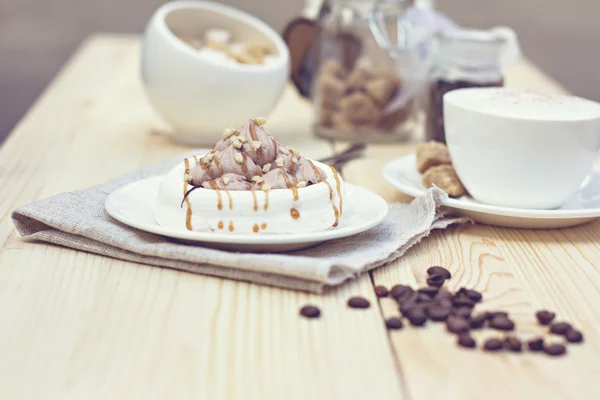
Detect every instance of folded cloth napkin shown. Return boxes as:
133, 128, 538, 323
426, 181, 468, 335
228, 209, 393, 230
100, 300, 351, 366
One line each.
12, 154, 465, 293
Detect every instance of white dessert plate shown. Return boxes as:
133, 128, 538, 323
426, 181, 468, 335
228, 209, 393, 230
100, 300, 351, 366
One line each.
383, 154, 600, 229
105, 176, 388, 252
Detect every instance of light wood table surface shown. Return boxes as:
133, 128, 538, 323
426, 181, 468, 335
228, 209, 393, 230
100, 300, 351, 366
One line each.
1, 35, 599, 400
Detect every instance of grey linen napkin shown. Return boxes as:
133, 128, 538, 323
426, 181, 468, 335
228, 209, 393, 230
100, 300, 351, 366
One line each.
12, 154, 465, 293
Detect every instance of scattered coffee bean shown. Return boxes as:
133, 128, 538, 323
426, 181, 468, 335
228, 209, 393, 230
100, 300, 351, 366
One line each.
416, 293, 433, 303
407, 309, 427, 326
386, 317, 404, 330
347, 297, 370, 309
549, 322, 571, 335
435, 291, 454, 302
457, 333, 476, 348
565, 329, 584, 343
452, 295, 475, 308
374, 285, 389, 298
427, 266, 451, 279
535, 310, 556, 325
452, 306, 473, 318
463, 289, 483, 303
489, 316, 515, 331
418, 286, 439, 298
470, 313, 488, 329
446, 316, 470, 334
544, 343, 567, 356
428, 305, 451, 321
487, 311, 508, 320
426, 274, 446, 287
527, 337, 545, 352
300, 305, 321, 319
397, 291, 418, 305
437, 299, 453, 309
484, 338, 504, 351
391, 284, 412, 299
504, 336, 522, 352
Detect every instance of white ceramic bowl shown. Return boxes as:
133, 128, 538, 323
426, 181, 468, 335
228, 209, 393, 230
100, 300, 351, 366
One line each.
141, 1, 290, 145
444, 88, 600, 210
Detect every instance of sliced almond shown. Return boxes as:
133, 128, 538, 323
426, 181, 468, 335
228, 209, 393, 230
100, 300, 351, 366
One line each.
233, 139, 242, 149
296, 180, 307, 188
235, 153, 244, 164
184, 174, 193, 183
239, 136, 247, 143
262, 183, 272, 192
275, 157, 284, 167
251, 175, 264, 183
262, 163, 271, 173
222, 128, 234, 139
205, 153, 215, 161
252, 141, 262, 150
280, 147, 290, 155
255, 117, 267, 126
223, 176, 231, 185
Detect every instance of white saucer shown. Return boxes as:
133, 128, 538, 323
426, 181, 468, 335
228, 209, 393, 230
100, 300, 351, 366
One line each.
383, 154, 600, 229
105, 176, 389, 252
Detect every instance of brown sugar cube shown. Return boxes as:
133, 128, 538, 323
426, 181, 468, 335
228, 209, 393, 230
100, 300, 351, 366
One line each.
339, 92, 381, 124
318, 75, 346, 108
331, 112, 355, 132
319, 59, 346, 79
415, 141, 452, 173
345, 66, 372, 92
365, 76, 401, 106
422, 164, 466, 197
319, 108, 335, 128
378, 100, 414, 131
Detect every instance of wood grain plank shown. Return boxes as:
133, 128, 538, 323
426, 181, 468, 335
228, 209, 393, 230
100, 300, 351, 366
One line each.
0, 36, 404, 400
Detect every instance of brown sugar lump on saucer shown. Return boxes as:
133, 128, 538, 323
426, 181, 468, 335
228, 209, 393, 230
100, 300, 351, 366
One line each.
415, 141, 452, 173
422, 164, 466, 198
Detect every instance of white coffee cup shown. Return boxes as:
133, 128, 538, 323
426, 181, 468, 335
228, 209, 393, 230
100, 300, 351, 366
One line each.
141, 1, 290, 145
444, 87, 600, 209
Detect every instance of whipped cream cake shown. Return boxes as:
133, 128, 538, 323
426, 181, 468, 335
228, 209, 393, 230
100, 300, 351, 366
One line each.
155, 118, 345, 233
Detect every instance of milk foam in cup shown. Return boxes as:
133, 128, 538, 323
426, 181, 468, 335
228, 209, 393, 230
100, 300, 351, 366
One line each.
443, 87, 600, 209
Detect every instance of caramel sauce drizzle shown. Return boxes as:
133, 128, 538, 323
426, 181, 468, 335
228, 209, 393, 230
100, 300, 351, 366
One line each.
214, 157, 223, 175
251, 190, 258, 212
288, 149, 297, 171
330, 166, 343, 216
183, 158, 193, 231
228, 221, 234, 232
241, 153, 248, 173
261, 222, 267, 230
218, 221, 224, 230
253, 224, 259, 233
290, 208, 300, 219
193, 155, 199, 165
249, 120, 262, 160
308, 160, 323, 183
209, 180, 223, 210
263, 189, 269, 211
279, 166, 299, 201
323, 173, 339, 227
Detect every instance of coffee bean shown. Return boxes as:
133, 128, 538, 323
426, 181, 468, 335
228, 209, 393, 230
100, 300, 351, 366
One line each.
446, 316, 470, 334
386, 317, 404, 330
427, 266, 451, 279
428, 305, 451, 321
416, 293, 433, 303
484, 338, 503, 351
565, 329, 584, 343
300, 305, 321, 318
426, 274, 446, 287
452, 306, 473, 318
418, 286, 439, 298
487, 311, 508, 320
437, 299, 453, 309
535, 310, 556, 325
374, 286, 389, 298
457, 333, 476, 348
452, 295, 475, 308
397, 291, 418, 305
489, 316, 515, 331
527, 337, 545, 352
544, 343, 567, 356
347, 297, 370, 309
470, 313, 488, 329
390, 284, 412, 299
504, 336, 522, 352
549, 322, 571, 335
407, 309, 427, 326
435, 291, 454, 302
464, 289, 483, 303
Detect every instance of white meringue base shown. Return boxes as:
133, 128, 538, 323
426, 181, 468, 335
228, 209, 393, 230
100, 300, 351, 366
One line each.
155, 157, 345, 234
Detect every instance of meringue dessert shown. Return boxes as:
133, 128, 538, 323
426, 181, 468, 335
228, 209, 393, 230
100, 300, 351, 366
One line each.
155, 118, 345, 234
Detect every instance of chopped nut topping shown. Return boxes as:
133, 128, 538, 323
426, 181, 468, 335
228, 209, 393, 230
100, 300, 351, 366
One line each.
296, 180, 307, 188
262, 183, 272, 191
275, 157, 284, 167
184, 174, 193, 182
280, 147, 290, 155
222, 128, 234, 139
239, 136, 247, 143
251, 175, 264, 183
223, 176, 231, 185
205, 153, 215, 161
255, 117, 267, 126
235, 153, 244, 164
262, 163, 271, 173
233, 139, 242, 149
252, 141, 262, 150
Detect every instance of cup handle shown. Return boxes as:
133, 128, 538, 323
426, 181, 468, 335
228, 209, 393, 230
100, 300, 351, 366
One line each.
491, 26, 521, 68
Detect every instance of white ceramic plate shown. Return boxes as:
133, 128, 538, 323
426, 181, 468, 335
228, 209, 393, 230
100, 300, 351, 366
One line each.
105, 176, 389, 252
383, 154, 600, 229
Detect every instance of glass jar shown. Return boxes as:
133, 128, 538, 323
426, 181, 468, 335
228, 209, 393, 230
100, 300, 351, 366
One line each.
311, 0, 424, 143
425, 27, 520, 143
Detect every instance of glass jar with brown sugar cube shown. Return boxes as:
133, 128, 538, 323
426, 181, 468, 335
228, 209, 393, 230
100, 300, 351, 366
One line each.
425, 27, 521, 143
311, 0, 429, 143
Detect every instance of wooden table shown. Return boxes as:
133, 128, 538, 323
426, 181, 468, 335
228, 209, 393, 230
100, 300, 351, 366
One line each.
1, 35, 598, 399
